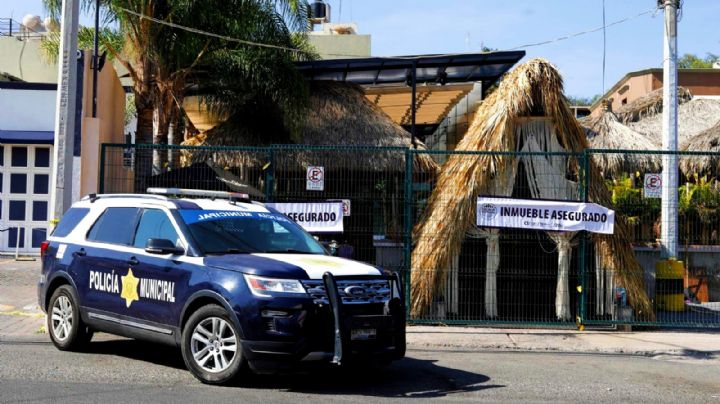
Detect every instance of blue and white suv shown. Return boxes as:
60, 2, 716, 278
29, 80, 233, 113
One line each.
38, 189, 405, 384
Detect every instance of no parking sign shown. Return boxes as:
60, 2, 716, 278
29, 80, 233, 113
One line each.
306, 166, 324, 191
644, 174, 662, 198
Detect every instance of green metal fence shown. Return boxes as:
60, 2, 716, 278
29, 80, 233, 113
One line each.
100, 144, 720, 329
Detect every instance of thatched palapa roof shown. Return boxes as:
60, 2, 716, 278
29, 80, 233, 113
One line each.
410, 58, 653, 319
617, 88, 720, 144
679, 120, 720, 175
615, 87, 692, 124
580, 108, 661, 175
182, 82, 437, 173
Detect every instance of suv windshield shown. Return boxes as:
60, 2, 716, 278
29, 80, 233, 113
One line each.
179, 210, 326, 255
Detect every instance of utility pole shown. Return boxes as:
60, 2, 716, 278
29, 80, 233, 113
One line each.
659, 0, 680, 259
49, 0, 80, 223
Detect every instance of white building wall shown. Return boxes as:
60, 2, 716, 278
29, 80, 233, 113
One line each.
0, 87, 56, 254
0, 88, 56, 131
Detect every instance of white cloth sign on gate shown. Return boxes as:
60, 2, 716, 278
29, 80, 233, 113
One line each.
266, 202, 343, 233
476, 197, 615, 234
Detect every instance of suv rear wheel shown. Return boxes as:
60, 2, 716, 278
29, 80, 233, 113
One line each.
47, 285, 93, 350
181, 304, 245, 384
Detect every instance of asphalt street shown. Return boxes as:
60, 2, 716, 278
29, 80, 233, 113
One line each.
0, 336, 719, 403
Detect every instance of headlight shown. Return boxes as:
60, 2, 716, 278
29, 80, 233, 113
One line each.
243, 274, 307, 297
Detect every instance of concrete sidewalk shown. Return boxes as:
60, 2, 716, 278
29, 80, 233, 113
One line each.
407, 326, 720, 359
2, 259, 719, 359
0, 258, 45, 338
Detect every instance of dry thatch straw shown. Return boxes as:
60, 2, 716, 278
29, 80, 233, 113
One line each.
181, 82, 437, 173
615, 87, 692, 124
580, 110, 661, 175
628, 98, 720, 144
410, 58, 654, 320
679, 120, 720, 175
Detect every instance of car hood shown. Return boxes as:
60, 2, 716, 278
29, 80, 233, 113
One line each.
204, 254, 381, 280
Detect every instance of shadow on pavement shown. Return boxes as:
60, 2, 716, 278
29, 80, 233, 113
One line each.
239, 358, 504, 398
82, 338, 504, 398
82, 338, 187, 370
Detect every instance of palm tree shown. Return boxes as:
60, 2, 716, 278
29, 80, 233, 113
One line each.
42, 0, 312, 189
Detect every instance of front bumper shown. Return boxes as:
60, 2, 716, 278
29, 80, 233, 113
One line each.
240, 272, 406, 373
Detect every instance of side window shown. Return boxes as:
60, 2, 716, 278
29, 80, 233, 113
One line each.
87, 207, 140, 245
133, 209, 180, 248
52, 207, 91, 238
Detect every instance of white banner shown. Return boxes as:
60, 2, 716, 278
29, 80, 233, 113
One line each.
477, 197, 615, 234
266, 202, 343, 233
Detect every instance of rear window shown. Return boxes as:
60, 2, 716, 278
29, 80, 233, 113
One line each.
51, 208, 90, 238
87, 207, 140, 245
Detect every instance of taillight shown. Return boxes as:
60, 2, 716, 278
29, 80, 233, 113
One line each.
40, 241, 50, 260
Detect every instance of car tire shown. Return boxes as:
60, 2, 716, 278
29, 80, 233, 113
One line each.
181, 304, 245, 385
47, 285, 93, 351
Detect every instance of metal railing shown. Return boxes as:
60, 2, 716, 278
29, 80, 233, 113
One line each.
0, 18, 46, 39
99, 144, 720, 329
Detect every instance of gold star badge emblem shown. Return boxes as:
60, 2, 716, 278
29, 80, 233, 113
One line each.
120, 268, 140, 308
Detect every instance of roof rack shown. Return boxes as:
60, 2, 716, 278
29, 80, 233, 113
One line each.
83, 193, 169, 203
146, 188, 253, 203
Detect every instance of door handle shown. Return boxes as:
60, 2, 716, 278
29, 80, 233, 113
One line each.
127, 257, 140, 266
74, 248, 86, 257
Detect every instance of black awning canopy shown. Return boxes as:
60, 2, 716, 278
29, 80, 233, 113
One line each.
295, 51, 525, 88
296, 51, 525, 148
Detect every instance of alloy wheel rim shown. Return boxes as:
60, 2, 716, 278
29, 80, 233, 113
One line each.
190, 317, 238, 373
51, 295, 73, 342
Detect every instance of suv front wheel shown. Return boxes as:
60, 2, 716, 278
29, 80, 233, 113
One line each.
181, 304, 245, 384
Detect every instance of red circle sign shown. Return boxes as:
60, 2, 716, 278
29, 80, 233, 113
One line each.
308, 167, 323, 183
645, 174, 662, 190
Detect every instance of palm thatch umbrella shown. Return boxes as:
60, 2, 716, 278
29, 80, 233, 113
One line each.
679, 120, 720, 175
615, 87, 692, 124
181, 82, 437, 173
619, 88, 720, 144
410, 58, 653, 321
580, 104, 661, 176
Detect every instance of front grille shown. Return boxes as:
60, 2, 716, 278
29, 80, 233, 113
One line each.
302, 279, 392, 305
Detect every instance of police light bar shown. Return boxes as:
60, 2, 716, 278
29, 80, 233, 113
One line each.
146, 188, 252, 201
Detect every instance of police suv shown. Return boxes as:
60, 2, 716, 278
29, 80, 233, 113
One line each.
38, 189, 405, 384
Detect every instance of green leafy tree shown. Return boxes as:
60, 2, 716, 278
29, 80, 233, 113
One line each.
42, 0, 313, 187
566, 94, 601, 106
677, 53, 719, 69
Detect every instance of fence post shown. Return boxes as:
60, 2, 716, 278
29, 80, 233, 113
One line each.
578, 151, 591, 327
99, 143, 106, 193
264, 147, 275, 201
403, 148, 414, 316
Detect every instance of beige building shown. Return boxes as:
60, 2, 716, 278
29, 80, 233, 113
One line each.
590, 68, 720, 116
307, 23, 371, 59
0, 31, 127, 253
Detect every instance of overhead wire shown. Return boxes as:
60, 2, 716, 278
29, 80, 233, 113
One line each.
116, 5, 661, 60
602, 0, 606, 95
506, 7, 657, 51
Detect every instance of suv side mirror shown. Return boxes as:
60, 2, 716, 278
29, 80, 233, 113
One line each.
145, 238, 184, 255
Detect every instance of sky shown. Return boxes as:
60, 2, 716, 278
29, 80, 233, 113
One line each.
3, 0, 719, 99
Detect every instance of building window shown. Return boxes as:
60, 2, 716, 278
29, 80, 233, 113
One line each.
10, 174, 27, 194
9, 201, 26, 221
32, 201, 48, 221
35, 148, 50, 167
7, 227, 25, 248
621, 98, 628, 105
0, 145, 4, 166
11, 147, 27, 167
31, 228, 47, 248
34, 174, 49, 194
